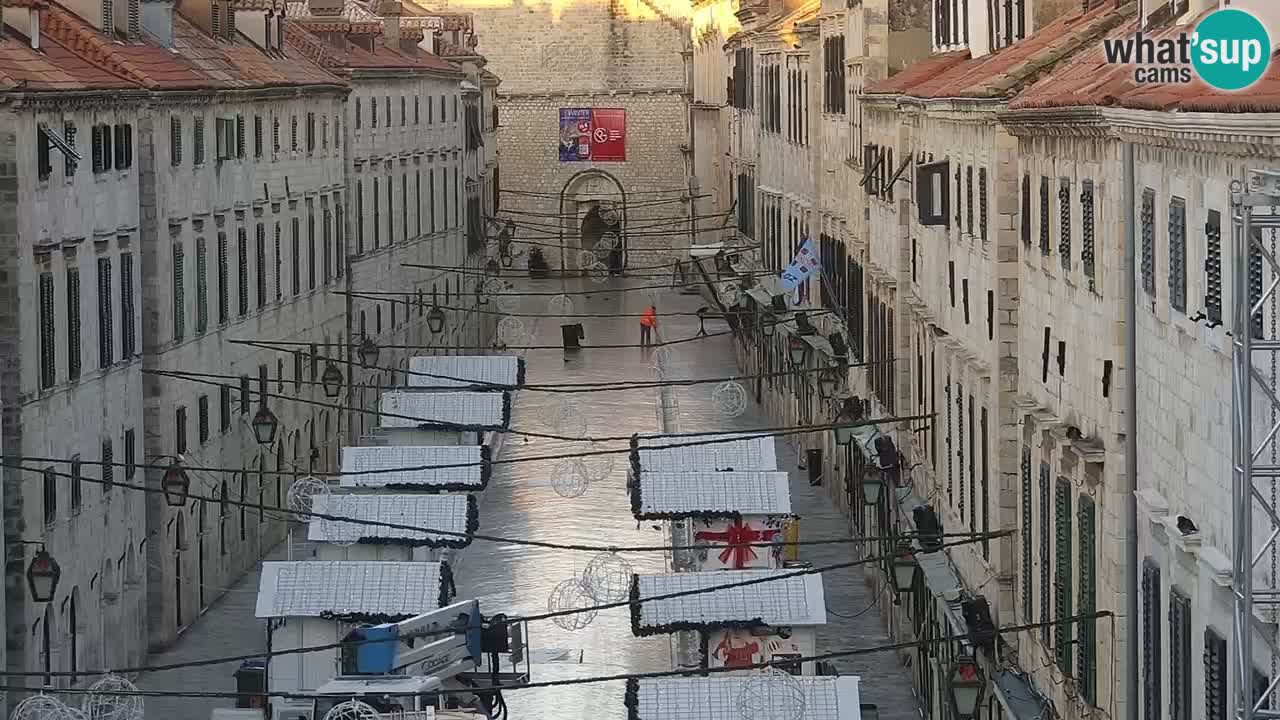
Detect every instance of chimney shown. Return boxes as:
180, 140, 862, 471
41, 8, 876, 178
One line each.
377, 0, 400, 48
141, 0, 174, 46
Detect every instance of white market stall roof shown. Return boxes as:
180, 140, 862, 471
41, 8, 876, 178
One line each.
407, 355, 524, 389
255, 561, 446, 619
630, 432, 778, 473
340, 446, 490, 492
626, 676, 863, 720
630, 471, 793, 520
380, 390, 510, 430
307, 493, 477, 548
631, 569, 826, 635
315, 675, 443, 698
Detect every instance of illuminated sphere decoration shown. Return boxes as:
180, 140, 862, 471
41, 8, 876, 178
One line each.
494, 290, 519, 314
322, 700, 383, 720
587, 262, 611, 285
83, 674, 144, 720
542, 398, 580, 431
547, 293, 576, 316
285, 476, 330, 520
651, 346, 672, 370
585, 441, 616, 482
547, 578, 599, 630
581, 552, 633, 603
322, 494, 361, 547
711, 379, 749, 418
497, 316, 526, 345
12, 694, 76, 720
554, 410, 588, 439
593, 234, 620, 262
737, 668, 808, 720
551, 458, 591, 499
575, 249, 597, 270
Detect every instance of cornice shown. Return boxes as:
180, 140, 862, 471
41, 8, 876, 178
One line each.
999, 106, 1280, 157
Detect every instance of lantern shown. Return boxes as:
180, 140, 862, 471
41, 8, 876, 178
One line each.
761, 311, 776, 338
787, 336, 809, 367
476, 282, 489, 306
26, 549, 60, 603
161, 459, 192, 507
427, 305, 447, 335
947, 655, 985, 720
862, 469, 885, 507
321, 361, 344, 399
358, 337, 380, 368
833, 398, 863, 447
817, 365, 841, 400
485, 259, 501, 278
251, 405, 279, 446
891, 540, 917, 594
500, 252, 513, 268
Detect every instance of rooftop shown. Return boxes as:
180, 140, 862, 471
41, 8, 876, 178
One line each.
407, 355, 525, 389
340, 445, 490, 491
255, 561, 446, 619
285, 0, 462, 74
630, 471, 793, 519
380, 390, 511, 430
630, 433, 778, 473
1010, 9, 1280, 113
866, 2, 1131, 100
307, 493, 477, 547
626, 676, 863, 720
631, 570, 827, 635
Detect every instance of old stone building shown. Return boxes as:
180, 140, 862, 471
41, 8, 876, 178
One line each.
413, 0, 692, 267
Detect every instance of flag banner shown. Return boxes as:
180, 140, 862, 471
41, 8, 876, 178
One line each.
780, 237, 820, 291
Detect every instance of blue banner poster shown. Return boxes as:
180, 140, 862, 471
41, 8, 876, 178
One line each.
780, 237, 820, 291
559, 108, 592, 161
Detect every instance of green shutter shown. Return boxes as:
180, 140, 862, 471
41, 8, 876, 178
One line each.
1039, 463, 1051, 645
1078, 495, 1097, 702
1021, 447, 1033, 620
1054, 477, 1073, 674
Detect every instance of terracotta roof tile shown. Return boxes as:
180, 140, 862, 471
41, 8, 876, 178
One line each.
865, 50, 968, 94
1010, 9, 1280, 112
867, 2, 1131, 99
0, 32, 137, 90
286, 21, 459, 73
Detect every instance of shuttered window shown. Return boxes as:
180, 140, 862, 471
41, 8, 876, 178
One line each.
38, 272, 55, 389
1021, 447, 1033, 619
1204, 628, 1227, 720
255, 223, 266, 309
170, 116, 182, 166
335, 202, 344, 279
945, 379, 954, 503
172, 240, 184, 341
219, 386, 231, 431
66, 267, 80, 381
978, 168, 988, 243
236, 228, 248, 317
198, 395, 210, 445
195, 237, 208, 334
216, 231, 229, 324
1206, 210, 1223, 325
109, 436, 120, 487
274, 223, 282, 299
1059, 178, 1072, 271
1039, 462, 1051, 645
979, 407, 989, 558
307, 204, 317, 291
253, 115, 263, 158
1053, 477, 1073, 674
1169, 196, 1187, 313
1078, 495, 1097, 702
291, 218, 301, 296
1021, 175, 1031, 245
967, 394, 976, 537
120, 253, 134, 358
956, 386, 966, 520
97, 258, 113, 368
1082, 180, 1096, 291
965, 166, 974, 235
193, 115, 204, 165
64, 122, 77, 177
1039, 176, 1050, 256
1141, 188, 1156, 296
1169, 588, 1192, 720
1251, 228, 1265, 339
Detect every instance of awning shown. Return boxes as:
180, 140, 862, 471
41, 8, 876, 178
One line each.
802, 333, 835, 356
689, 242, 724, 258
990, 668, 1051, 720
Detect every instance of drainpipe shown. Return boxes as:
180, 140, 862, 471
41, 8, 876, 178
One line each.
1123, 140, 1139, 720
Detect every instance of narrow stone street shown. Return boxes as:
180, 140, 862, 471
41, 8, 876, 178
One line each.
135, 273, 919, 720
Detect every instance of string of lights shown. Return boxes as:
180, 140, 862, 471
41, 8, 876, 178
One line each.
491, 221, 740, 241
487, 209, 728, 231
0, 532, 1025, 679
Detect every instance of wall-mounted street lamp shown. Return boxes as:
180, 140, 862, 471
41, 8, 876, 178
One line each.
26, 548, 60, 603
890, 539, 917, 599
862, 469, 885, 507
321, 361, 344, 399
251, 405, 279, 446
161, 459, 192, 508
946, 654, 985, 720
484, 258, 501, 278
358, 337, 380, 368
817, 364, 841, 400
787, 336, 809, 367
833, 398, 864, 447
427, 305, 447, 335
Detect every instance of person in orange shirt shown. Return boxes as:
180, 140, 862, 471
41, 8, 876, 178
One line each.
640, 305, 657, 347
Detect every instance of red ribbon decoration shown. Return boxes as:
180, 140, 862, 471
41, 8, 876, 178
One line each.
695, 519, 782, 569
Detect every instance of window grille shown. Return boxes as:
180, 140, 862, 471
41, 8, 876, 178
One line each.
1021, 446, 1033, 619
236, 228, 248, 316
97, 258, 113, 368
1039, 462, 1051, 645
1204, 628, 1227, 720
1170, 589, 1192, 720
1040, 176, 1050, 256
196, 237, 207, 333
216, 232, 229, 324
172, 241, 184, 340
39, 272, 55, 389
1078, 495, 1097, 701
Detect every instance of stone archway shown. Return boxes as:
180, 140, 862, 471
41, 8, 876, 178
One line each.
558, 169, 628, 272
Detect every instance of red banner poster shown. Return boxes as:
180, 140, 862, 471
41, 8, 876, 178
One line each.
589, 108, 626, 162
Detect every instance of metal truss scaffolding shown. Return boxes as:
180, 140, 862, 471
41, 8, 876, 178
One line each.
1233, 170, 1280, 720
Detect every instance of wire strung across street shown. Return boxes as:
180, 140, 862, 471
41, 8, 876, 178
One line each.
0, 532, 1031, 680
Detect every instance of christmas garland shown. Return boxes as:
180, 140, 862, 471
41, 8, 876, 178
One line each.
409, 391, 512, 432
319, 611, 413, 624
628, 468, 800, 522
623, 678, 642, 720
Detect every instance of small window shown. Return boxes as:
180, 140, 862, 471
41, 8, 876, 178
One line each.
175, 406, 187, 455
916, 160, 950, 226
198, 395, 210, 444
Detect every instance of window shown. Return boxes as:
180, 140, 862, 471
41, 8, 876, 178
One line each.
114, 434, 125, 485
356, 181, 365, 254
1039, 462, 1051, 645
1206, 209, 1222, 325
219, 385, 231, 431
235, 115, 245, 159
763, 63, 780, 134
172, 240, 185, 340
1020, 447, 1033, 618
1081, 180, 1096, 290
388, 172, 395, 240
1078, 494, 1097, 702
305, 112, 316, 153
66, 266, 81, 381
219, 482, 228, 555
1169, 196, 1187, 313
1039, 176, 1050, 256
401, 174, 408, 243
236, 227, 248, 316
195, 237, 208, 333
307, 202, 316, 291
216, 231, 229, 324
63, 122, 77, 177
400, 96, 406, 125
97, 258, 113, 368
170, 116, 182, 166
239, 375, 250, 415
193, 115, 205, 165
1053, 477, 1073, 673
43, 467, 56, 526
386, 96, 392, 126
253, 115, 263, 158
68, 456, 82, 514
1141, 188, 1156, 296
1170, 588, 1192, 720
335, 202, 344, 279
272, 115, 280, 152
414, 97, 420, 124
1205, 628, 1228, 720
121, 252, 134, 358
91, 123, 113, 174
37, 124, 52, 180
371, 96, 378, 128
373, 178, 381, 248
274, 222, 282, 299
823, 36, 846, 114
415, 172, 422, 237
291, 218, 300, 295
356, 98, 362, 129
290, 114, 298, 151
965, 166, 974, 235
198, 395, 209, 444
175, 406, 187, 454
1021, 175, 1031, 245
1059, 178, 1072, 271
255, 223, 266, 309
322, 203, 332, 282
978, 168, 988, 243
